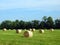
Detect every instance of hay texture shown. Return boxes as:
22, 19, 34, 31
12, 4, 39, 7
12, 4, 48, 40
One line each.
39, 29, 44, 33
16, 29, 22, 33
24, 31, 33, 37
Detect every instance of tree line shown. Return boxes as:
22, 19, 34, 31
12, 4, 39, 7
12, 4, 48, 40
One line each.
0, 16, 60, 29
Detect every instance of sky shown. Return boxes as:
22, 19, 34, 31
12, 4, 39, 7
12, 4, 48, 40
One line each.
0, 0, 60, 22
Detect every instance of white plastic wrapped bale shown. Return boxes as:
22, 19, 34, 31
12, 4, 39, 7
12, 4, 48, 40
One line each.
39, 29, 44, 33
16, 29, 22, 33
24, 31, 33, 37
3, 28, 7, 31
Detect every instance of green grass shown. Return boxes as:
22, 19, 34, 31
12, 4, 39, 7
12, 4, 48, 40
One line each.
0, 29, 60, 45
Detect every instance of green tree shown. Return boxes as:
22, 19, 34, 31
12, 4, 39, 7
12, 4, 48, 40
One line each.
46, 16, 54, 29
42, 16, 47, 29
0, 20, 12, 29
19, 20, 25, 29
32, 20, 40, 29
39, 21, 45, 29
25, 21, 32, 29
42, 16, 47, 22
55, 19, 60, 28
14, 20, 20, 29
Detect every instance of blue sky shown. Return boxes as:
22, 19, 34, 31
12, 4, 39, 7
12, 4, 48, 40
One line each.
0, 0, 60, 22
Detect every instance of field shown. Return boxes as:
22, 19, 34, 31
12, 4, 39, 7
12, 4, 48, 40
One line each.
0, 29, 60, 45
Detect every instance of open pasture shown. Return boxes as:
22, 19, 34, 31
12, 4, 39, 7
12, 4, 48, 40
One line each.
0, 29, 60, 45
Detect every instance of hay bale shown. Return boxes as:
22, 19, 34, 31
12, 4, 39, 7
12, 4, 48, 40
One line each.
29, 28, 32, 31
50, 28, 54, 32
24, 31, 33, 37
9, 29, 11, 30
13, 29, 16, 30
39, 29, 44, 33
24, 29, 27, 31
29, 28, 35, 32
32, 28, 35, 32
3, 28, 7, 31
16, 29, 22, 33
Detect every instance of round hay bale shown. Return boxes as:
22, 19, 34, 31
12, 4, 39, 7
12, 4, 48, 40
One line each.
24, 31, 33, 37
13, 29, 16, 30
29, 28, 35, 32
39, 29, 44, 33
3, 28, 7, 31
9, 29, 11, 30
50, 28, 54, 32
24, 29, 27, 31
32, 28, 35, 32
29, 28, 32, 31
16, 29, 22, 33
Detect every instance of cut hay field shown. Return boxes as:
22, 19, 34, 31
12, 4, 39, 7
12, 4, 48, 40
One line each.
0, 29, 60, 45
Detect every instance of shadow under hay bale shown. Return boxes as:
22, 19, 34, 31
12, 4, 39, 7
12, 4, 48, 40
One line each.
24, 31, 33, 37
